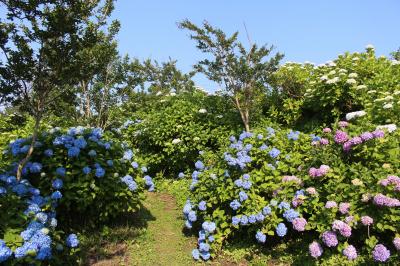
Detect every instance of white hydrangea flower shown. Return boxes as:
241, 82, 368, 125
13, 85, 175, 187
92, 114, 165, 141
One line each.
326, 61, 336, 67
198, 108, 207, 113
348, 73, 358, 78
393, 90, 400, 95
392, 60, 400, 65
172, 138, 181, 144
374, 98, 385, 103
367, 90, 376, 94
320, 75, 328, 81
328, 70, 336, 75
169, 92, 176, 96
346, 79, 357, 85
384, 96, 394, 101
345, 110, 366, 121
383, 103, 393, 109
339, 69, 348, 73
352, 57, 359, 61
365, 44, 375, 50
356, 85, 367, 90
326, 77, 340, 84
216, 115, 223, 118
376, 124, 397, 133
156, 91, 163, 96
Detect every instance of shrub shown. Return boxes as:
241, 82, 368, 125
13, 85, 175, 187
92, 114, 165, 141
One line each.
183, 118, 399, 263
119, 91, 240, 176
0, 126, 151, 264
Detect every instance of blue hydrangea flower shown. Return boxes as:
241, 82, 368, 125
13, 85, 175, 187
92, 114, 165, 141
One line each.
262, 206, 272, 215
66, 234, 79, 248
185, 220, 193, 229
56, 167, 66, 177
0, 240, 12, 262
95, 167, 105, 178
30, 162, 42, 173
266, 127, 275, 136
269, 148, 281, 158
278, 201, 290, 210
120, 175, 137, 191
106, 160, 113, 167
141, 166, 148, 173
283, 209, 299, 222
232, 216, 240, 226
234, 179, 243, 187
52, 179, 63, 189
198, 201, 207, 211
259, 144, 268, 151
0, 187, 6, 195
36, 212, 48, 223
230, 200, 241, 210
239, 191, 248, 202
192, 249, 200, 260
243, 174, 250, 180
200, 252, 210, 260
256, 212, 265, 222
195, 160, 205, 170
208, 235, 215, 243
131, 161, 139, 168
256, 231, 266, 243
68, 146, 81, 158
73, 138, 87, 149
248, 215, 257, 223
240, 215, 248, 225
183, 201, 192, 215
178, 172, 185, 178
123, 149, 133, 161
276, 223, 287, 237
82, 166, 91, 175
242, 181, 252, 190
44, 149, 53, 157
188, 211, 197, 222
257, 134, 263, 140
88, 150, 97, 157
198, 230, 206, 241
199, 242, 210, 252
202, 221, 216, 233
51, 191, 62, 200
287, 130, 300, 140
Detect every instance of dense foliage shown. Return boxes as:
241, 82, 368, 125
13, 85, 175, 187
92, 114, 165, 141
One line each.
119, 90, 241, 176
183, 115, 399, 263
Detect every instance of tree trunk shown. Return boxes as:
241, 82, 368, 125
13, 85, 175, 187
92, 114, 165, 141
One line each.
16, 114, 41, 180
234, 95, 251, 132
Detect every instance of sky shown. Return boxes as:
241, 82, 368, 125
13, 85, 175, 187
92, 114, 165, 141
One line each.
111, 0, 400, 91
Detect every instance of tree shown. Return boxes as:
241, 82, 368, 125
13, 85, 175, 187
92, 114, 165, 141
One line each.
391, 47, 400, 60
179, 20, 283, 131
0, 0, 115, 179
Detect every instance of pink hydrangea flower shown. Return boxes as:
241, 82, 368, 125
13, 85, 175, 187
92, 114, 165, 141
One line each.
292, 218, 307, 232
325, 201, 337, 208
319, 138, 329, 145
338, 121, 349, 128
350, 136, 362, 145
361, 216, 373, 226
335, 130, 349, 143
323, 128, 332, 133
393, 237, 400, 251
309, 241, 323, 258
372, 130, 385, 138
343, 245, 357, 260
322, 231, 338, 247
339, 202, 350, 214
306, 187, 317, 195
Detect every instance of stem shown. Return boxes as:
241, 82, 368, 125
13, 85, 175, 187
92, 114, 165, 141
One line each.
16, 115, 41, 180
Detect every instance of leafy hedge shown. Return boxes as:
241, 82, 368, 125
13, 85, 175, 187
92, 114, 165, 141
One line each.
119, 91, 240, 176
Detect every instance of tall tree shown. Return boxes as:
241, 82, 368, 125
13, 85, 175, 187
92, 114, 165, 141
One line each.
0, 0, 115, 179
179, 20, 283, 131
391, 47, 400, 61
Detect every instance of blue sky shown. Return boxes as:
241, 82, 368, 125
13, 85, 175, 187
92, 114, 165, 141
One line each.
112, 0, 400, 91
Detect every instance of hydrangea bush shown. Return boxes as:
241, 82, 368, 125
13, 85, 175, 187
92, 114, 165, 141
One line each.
118, 91, 240, 176
0, 126, 152, 264
183, 118, 399, 263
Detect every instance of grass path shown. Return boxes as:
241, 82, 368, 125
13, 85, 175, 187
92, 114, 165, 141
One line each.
128, 192, 197, 266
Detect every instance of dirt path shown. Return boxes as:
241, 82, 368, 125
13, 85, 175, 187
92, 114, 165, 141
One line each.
129, 192, 196, 266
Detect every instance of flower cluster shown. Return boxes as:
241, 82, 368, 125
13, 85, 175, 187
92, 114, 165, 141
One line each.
308, 165, 330, 177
